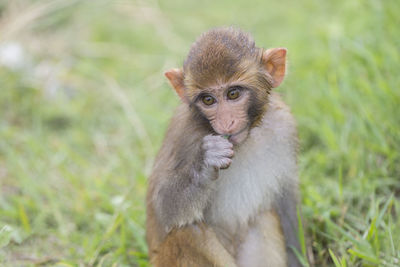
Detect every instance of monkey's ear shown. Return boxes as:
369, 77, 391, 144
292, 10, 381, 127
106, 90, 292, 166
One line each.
261, 48, 287, 88
164, 68, 187, 102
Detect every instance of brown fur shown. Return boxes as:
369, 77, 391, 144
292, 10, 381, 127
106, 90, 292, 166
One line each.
182, 27, 283, 128
146, 27, 300, 267
152, 224, 236, 267
149, 209, 286, 267
236, 209, 287, 267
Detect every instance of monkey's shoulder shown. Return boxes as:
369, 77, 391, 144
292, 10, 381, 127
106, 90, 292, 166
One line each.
267, 92, 295, 122
258, 92, 297, 140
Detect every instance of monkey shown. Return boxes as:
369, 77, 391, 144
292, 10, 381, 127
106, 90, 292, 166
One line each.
146, 27, 302, 267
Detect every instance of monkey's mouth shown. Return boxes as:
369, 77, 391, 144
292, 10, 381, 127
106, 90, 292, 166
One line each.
223, 126, 249, 145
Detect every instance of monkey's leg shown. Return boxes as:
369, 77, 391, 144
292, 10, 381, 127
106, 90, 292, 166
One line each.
152, 223, 237, 267
236, 210, 287, 267
275, 187, 302, 267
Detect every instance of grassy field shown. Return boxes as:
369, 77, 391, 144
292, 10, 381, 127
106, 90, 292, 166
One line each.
0, 0, 399, 266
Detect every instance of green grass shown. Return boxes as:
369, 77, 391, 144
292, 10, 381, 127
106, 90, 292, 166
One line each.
0, 0, 399, 266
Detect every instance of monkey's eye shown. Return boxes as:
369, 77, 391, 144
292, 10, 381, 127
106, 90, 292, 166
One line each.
202, 95, 216, 106
227, 88, 240, 100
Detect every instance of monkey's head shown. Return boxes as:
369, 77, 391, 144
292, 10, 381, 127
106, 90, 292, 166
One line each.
165, 27, 287, 145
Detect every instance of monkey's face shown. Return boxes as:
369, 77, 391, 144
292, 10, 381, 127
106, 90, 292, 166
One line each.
192, 85, 255, 145
164, 28, 287, 146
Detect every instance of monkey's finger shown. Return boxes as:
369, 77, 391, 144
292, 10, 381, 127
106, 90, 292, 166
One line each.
205, 149, 234, 160
206, 147, 234, 157
203, 138, 233, 150
215, 140, 234, 150
204, 155, 231, 169
218, 158, 232, 169
216, 148, 234, 158
203, 134, 220, 143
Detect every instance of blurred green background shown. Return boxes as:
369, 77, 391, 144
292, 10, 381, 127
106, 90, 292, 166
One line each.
0, 0, 399, 266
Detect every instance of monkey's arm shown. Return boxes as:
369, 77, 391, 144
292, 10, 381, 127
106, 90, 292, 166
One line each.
152, 164, 217, 232
275, 186, 303, 267
149, 112, 233, 232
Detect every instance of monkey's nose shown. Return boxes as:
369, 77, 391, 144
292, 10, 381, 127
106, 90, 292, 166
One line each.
228, 120, 235, 129
220, 120, 236, 135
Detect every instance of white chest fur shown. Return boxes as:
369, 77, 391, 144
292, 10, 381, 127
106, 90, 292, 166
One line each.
205, 94, 298, 231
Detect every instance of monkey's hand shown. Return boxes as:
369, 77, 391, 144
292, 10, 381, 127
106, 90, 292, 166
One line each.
202, 135, 234, 171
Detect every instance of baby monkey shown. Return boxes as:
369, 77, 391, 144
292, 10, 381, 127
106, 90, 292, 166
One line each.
146, 27, 301, 267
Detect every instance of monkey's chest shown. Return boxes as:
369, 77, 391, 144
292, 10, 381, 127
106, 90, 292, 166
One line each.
205, 154, 277, 231
204, 129, 295, 232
